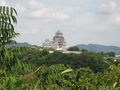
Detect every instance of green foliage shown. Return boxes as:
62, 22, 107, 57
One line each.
100, 51, 116, 57
0, 6, 19, 69
67, 46, 80, 51
105, 52, 116, 57
1, 62, 120, 90
0, 6, 18, 45
81, 49, 88, 53
19, 48, 107, 72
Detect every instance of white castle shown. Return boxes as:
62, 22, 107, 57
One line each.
43, 31, 66, 51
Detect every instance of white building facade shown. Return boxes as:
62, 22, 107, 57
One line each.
43, 31, 66, 51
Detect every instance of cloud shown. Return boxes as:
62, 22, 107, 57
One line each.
96, 0, 120, 26
15, 4, 26, 12
29, 0, 50, 18
98, 1, 117, 14
31, 8, 70, 21
3, 0, 120, 46
29, 0, 44, 8
29, 0, 44, 7
113, 15, 120, 24
0, 0, 7, 6
52, 12, 70, 20
31, 7, 48, 17
29, 1, 70, 21
109, 14, 120, 25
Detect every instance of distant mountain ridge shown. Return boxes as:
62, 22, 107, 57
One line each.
76, 44, 120, 55
5, 42, 33, 48
6, 43, 120, 54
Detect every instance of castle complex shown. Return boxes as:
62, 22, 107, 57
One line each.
43, 31, 66, 51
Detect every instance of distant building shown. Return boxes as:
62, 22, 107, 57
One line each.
43, 31, 66, 51
115, 55, 120, 58
63, 51, 82, 54
43, 31, 82, 54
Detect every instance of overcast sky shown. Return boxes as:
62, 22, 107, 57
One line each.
0, 0, 120, 47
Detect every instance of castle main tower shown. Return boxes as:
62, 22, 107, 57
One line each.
53, 31, 66, 50
43, 31, 66, 51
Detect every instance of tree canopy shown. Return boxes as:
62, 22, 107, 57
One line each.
67, 46, 80, 51
0, 6, 18, 69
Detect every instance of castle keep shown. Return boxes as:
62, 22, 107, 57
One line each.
43, 31, 66, 51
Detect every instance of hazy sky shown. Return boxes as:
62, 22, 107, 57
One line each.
0, 0, 120, 47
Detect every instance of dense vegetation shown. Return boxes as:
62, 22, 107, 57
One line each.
1, 6, 120, 90
67, 46, 80, 51
19, 47, 108, 72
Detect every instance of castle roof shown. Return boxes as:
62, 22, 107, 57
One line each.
55, 31, 62, 35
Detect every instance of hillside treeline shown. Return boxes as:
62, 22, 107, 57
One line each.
19, 47, 110, 73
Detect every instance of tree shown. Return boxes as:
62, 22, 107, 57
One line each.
0, 6, 18, 45
67, 46, 80, 51
106, 52, 115, 57
81, 49, 88, 53
0, 6, 18, 68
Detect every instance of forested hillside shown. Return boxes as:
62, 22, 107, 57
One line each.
5, 42, 33, 48
76, 44, 120, 54
19, 47, 108, 72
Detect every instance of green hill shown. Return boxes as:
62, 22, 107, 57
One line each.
76, 44, 120, 55
5, 42, 34, 48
